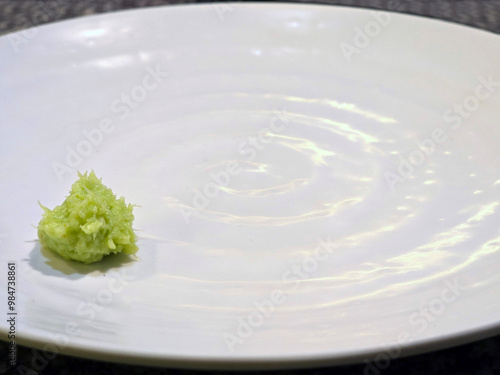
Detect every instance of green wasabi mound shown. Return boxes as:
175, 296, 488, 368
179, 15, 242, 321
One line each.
37, 171, 138, 264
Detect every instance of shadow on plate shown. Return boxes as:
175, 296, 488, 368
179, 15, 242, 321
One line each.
28, 241, 136, 279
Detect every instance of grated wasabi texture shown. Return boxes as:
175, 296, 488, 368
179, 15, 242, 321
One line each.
37, 171, 138, 264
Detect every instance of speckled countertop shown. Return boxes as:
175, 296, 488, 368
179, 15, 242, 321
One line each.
1, 1, 500, 374
1, 0, 500, 35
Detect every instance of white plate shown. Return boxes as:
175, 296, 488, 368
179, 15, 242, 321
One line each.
1, 2, 500, 370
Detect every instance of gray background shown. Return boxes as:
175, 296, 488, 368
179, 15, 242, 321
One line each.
1, 0, 500, 35
1, 1, 499, 374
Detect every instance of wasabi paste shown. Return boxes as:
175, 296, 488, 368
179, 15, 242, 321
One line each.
37, 171, 138, 264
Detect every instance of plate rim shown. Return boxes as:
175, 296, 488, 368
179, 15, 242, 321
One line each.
2, 1, 500, 369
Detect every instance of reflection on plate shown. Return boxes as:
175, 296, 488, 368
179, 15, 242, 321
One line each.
1, 3, 500, 370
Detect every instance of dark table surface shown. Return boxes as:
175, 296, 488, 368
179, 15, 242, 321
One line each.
1, 1, 500, 374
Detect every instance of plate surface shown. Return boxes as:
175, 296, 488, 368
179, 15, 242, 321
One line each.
1, 3, 500, 370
